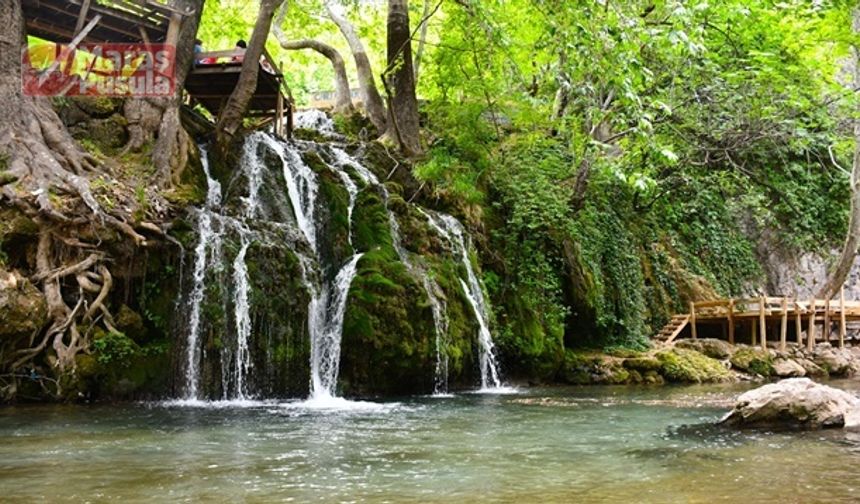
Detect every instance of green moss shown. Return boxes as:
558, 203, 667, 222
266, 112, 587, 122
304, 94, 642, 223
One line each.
655, 348, 733, 383
352, 189, 394, 253
623, 356, 662, 373
730, 347, 774, 376
340, 248, 437, 395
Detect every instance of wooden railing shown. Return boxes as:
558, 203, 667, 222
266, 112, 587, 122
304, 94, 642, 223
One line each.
685, 288, 857, 351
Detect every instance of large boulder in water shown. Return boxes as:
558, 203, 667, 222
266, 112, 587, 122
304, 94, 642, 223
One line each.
720, 378, 860, 429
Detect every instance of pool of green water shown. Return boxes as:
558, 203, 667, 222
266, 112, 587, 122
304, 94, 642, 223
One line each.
2, 382, 860, 503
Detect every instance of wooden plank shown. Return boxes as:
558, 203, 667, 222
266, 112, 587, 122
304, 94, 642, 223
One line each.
807, 298, 816, 351
37, 14, 101, 87
780, 297, 788, 351
759, 296, 767, 350
665, 316, 689, 344
840, 287, 846, 349
796, 302, 803, 346
74, 0, 92, 35
693, 300, 730, 309
728, 298, 735, 344
690, 301, 697, 340
276, 87, 284, 136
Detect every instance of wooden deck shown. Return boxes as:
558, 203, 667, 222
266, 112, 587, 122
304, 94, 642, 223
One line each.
655, 291, 860, 351
185, 49, 292, 137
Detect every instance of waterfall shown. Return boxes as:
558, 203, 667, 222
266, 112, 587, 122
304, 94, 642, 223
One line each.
424, 275, 450, 394
263, 136, 319, 253
294, 109, 335, 133
309, 254, 363, 399
183, 147, 222, 400
178, 121, 504, 401
270, 137, 366, 401
425, 211, 503, 390
329, 147, 452, 393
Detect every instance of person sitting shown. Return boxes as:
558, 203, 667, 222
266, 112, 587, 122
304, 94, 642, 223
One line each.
194, 39, 216, 65
232, 40, 247, 63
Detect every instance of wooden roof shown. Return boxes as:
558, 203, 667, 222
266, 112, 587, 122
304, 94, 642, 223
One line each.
22, 0, 190, 44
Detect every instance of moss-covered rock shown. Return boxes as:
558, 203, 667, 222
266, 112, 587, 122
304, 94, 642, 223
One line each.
623, 356, 662, 373
0, 270, 47, 339
655, 348, 733, 383
340, 248, 437, 395
730, 347, 774, 376
115, 305, 146, 342
675, 338, 733, 360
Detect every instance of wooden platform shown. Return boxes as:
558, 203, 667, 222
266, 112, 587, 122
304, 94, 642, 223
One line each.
185, 50, 291, 136
655, 292, 860, 351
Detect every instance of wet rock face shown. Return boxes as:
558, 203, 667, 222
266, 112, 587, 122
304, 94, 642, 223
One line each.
720, 378, 860, 430
0, 270, 47, 338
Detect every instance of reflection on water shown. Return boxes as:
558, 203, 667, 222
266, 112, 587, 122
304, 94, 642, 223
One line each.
2, 382, 860, 502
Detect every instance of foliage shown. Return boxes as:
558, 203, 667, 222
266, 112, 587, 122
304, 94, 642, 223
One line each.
93, 331, 139, 367
194, 0, 857, 366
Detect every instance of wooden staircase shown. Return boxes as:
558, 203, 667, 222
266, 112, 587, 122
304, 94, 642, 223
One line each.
655, 315, 690, 344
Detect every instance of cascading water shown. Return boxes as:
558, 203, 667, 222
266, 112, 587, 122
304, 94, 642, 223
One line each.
179, 113, 506, 402
182, 135, 277, 401
309, 253, 363, 399
293, 109, 335, 134
329, 147, 451, 393
266, 136, 367, 402
183, 147, 222, 400
425, 211, 504, 390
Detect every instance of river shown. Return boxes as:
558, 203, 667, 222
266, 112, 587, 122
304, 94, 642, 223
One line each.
2, 382, 860, 502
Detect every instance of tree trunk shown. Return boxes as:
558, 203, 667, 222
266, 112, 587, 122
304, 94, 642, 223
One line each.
273, 3, 353, 114
819, 8, 860, 299
0, 0, 99, 215
0, 0, 147, 389
215, 0, 284, 152
383, 0, 422, 156
325, 2, 388, 132
123, 0, 202, 188
413, 0, 431, 82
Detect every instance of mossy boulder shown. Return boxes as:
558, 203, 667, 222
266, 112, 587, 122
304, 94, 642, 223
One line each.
623, 356, 662, 373
115, 305, 146, 341
340, 248, 437, 395
730, 347, 774, 377
559, 351, 631, 384
655, 348, 733, 383
560, 351, 605, 384
675, 338, 733, 360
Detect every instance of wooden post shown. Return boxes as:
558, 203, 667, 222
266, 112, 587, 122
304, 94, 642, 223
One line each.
275, 87, 284, 137
807, 298, 816, 351
795, 302, 802, 346
840, 287, 846, 350
824, 297, 831, 343
780, 297, 788, 352
74, 0, 92, 35
759, 296, 767, 351
728, 298, 735, 345
165, 12, 183, 49
751, 319, 757, 346
690, 301, 697, 340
